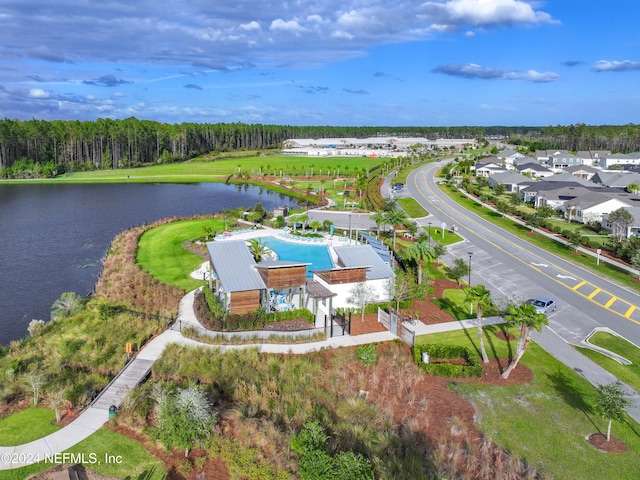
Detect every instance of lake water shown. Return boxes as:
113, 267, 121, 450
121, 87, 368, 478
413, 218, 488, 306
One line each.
0, 183, 298, 345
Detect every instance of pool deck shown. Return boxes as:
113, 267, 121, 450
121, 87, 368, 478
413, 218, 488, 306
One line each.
214, 225, 356, 249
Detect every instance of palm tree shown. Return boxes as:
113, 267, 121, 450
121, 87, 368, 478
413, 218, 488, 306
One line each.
464, 284, 492, 363
369, 210, 386, 239
384, 209, 408, 250
247, 238, 269, 262
405, 240, 435, 285
309, 220, 322, 233
501, 302, 549, 379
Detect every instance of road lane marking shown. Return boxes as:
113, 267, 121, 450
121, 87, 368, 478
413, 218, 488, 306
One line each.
588, 288, 601, 300
625, 306, 636, 318
572, 280, 587, 291
604, 296, 617, 308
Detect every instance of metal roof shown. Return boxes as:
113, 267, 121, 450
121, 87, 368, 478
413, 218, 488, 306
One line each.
206, 241, 266, 292
333, 245, 394, 280
256, 260, 311, 269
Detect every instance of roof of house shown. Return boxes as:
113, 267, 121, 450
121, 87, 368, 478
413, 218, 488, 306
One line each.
206, 240, 266, 292
488, 171, 531, 184
496, 148, 523, 158
564, 165, 598, 174
515, 162, 553, 173
333, 245, 394, 280
538, 172, 596, 186
576, 150, 611, 159
569, 192, 634, 210
591, 171, 640, 188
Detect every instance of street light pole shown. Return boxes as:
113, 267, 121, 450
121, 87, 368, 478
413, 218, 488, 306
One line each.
467, 252, 473, 286
428, 222, 432, 245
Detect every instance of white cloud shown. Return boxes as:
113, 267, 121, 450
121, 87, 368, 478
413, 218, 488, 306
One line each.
422, 0, 558, 28
269, 18, 307, 33
593, 60, 640, 72
239, 21, 261, 31
29, 88, 49, 98
434, 63, 559, 82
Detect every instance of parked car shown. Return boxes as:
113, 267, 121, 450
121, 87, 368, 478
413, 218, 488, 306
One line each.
526, 297, 556, 314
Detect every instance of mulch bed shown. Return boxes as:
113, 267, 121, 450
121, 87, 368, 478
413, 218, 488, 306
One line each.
587, 433, 628, 453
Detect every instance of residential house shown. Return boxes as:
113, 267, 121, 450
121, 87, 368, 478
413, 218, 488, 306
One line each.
601, 206, 640, 239
496, 148, 525, 166
602, 152, 640, 169
591, 170, 640, 189
576, 150, 611, 167
515, 162, 554, 179
487, 171, 532, 192
563, 164, 599, 181
548, 151, 583, 171
476, 162, 508, 177
566, 192, 636, 224
519, 179, 602, 206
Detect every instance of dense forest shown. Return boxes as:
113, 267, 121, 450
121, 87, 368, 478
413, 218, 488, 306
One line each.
1, 117, 639, 178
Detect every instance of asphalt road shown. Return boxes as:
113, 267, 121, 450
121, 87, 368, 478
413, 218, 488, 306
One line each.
407, 160, 640, 421
407, 161, 640, 348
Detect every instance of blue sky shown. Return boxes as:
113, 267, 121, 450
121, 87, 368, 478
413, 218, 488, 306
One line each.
1, 1, 638, 126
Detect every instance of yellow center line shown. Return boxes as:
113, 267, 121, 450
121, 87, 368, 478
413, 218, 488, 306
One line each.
572, 280, 587, 291
588, 288, 601, 299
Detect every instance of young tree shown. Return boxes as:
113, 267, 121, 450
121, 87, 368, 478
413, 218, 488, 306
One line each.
608, 208, 634, 239
501, 302, 548, 379
347, 282, 378, 321
594, 381, 632, 442
386, 270, 411, 311
464, 284, 492, 363
157, 385, 217, 457
443, 258, 469, 286
24, 371, 47, 406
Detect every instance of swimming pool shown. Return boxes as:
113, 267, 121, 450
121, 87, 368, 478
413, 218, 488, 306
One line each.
262, 236, 333, 277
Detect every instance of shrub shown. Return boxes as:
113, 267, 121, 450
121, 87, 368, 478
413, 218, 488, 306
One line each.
356, 344, 377, 366
27, 319, 46, 337
413, 344, 482, 378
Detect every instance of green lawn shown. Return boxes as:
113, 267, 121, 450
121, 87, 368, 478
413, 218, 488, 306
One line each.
416, 327, 640, 479
576, 331, 640, 394
0, 408, 60, 446
137, 218, 223, 290
0, 428, 166, 480
396, 197, 429, 218
12, 154, 382, 184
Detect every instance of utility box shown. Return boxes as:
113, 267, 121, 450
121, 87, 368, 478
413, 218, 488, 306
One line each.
109, 405, 117, 422
421, 352, 430, 364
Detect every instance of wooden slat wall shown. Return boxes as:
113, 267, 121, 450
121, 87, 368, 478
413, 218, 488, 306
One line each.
315, 268, 366, 284
257, 266, 307, 288
230, 290, 261, 313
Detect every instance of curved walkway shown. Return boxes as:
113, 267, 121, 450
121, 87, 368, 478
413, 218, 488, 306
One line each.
0, 290, 394, 470
3, 288, 640, 470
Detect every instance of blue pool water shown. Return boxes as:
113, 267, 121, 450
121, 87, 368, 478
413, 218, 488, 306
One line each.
262, 236, 333, 277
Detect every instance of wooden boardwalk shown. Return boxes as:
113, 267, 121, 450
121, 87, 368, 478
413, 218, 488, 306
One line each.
91, 358, 154, 410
